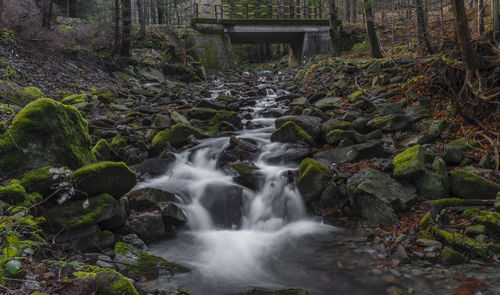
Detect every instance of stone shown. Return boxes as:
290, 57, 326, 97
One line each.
440, 248, 466, 266
170, 111, 190, 125
61, 94, 87, 105
347, 168, 418, 225
376, 103, 402, 115
0, 98, 96, 175
445, 137, 478, 151
450, 169, 500, 199
127, 188, 178, 212
158, 202, 187, 227
290, 97, 309, 107
225, 161, 265, 191
297, 158, 332, 203
0, 180, 27, 204
321, 119, 352, 135
271, 121, 315, 146
427, 120, 447, 138
130, 156, 176, 177
314, 96, 342, 109
200, 184, 244, 228
151, 124, 203, 153
186, 107, 218, 120
20, 166, 57, 194
0, 81, 44, 106
392, 145, 426, 180
210, 110, 243, 130
495, 192, 500, 211
367, 114, 411, 132
414, 170, 449, 197
406, 104, 430, 122
444, 149, 462, 165
95, 271, 138, 295
352, 117, 369, 132
417, 239, 442, 249
129, 211, 165, 243
313, 141, 386, 164
92, 139, 113, 162
320, 183, 341, 208
71, 161, 137, 199
325, 129, 356, 146
275, 116, 321, 139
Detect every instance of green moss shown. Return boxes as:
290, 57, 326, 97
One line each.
271, 121, 315, 146
217, 95, 237, 102
93, 139, 113, 161
419, 212, 431, 229
392, 145, 425, 180
110, 136, 128, 149
440, 248, 466, 265
91, 87, 117, 104
0, 98, 96, 175
93, 270, 139, 295
58, 25, 74, 33
131, 252, 190, 279
0, 179, 26, 204
0, 81, 44, 106
430, 198, 464, 209
151, 124, 203, 152
45, 193, 118, 230
114, 241, 133, 255
111, 274, 138, 295
61, 94, 87, 105
462, 209, 500, 235
348, 90, 363, 102
20, 166, 55, 193
432, 226, 489, 258
416, 230, 435, 240
210, 110, 235, 124
325, 129, 355, 146
450, 169, 500, 199
465, 225, 488, 237
70, 161, 137, 199
447, 137, 478, 151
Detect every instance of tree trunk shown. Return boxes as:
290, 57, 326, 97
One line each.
157, 0, 164, 24
416, 0, 433, 53
451, 0, 478, 71
363, 0, 383, 58
42, 0, 54, 27
329, 0, 341, 56
112, 0, 121, 56
478, 0, 484, 38
120, 0, 132, 57
352, 0, 357, 22
493, 0, 500, 42
345, 0, 351, 22
0, 0, 4, 24
137, 0, 146, 36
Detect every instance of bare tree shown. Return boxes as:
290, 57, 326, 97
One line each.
120, 0, 132, 57
363, 0, 382, 58
112, 0, 121, 56
42, 0, 54, 27
416, 0, 433, 53
345, 0, 350, 23
451, 0, 478, 72
493, 0, 500, 42
478, 0, 484, 38
352, 0, 357, 23
328, 0, 341, 56
137, 0, 146, 36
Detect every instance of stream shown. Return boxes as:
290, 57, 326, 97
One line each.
135, 72, 392, 294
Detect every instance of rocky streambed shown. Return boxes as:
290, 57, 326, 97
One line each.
0, 57, 500, 295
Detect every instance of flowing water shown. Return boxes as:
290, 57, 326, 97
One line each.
135, 75, 387, 295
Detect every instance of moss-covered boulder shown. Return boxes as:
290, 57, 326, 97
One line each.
0, 180, 26, 204
127, 187, 177, 212
392, 145, 425, 180
275, 116, 322, 139
0, 98, 96, 175
44, 193, 126, 231
462, 208, 500, 235
95, 271, 138, 295
225, 161, 265, 190
450, 169, 500, 199
440, 248, 466, 266
92, 139, 113, 161
321, 119, 352, 135
71, 161, 137, 199
431, 226, 490, 258
91, 87, 117, 104
151, 124, 203, 153
297, 158, 332, 203
186, 107, 218, 120
114, 242, 190, 279
209, 110, 242, 130
20, 166, 57, 194
325, 129, 356, 146
61, 94, 87, 105
0, 81, 44, 106
366, 114, 411, 132
271, 121, 315, 146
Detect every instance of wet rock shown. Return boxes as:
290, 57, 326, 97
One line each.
366, 114, 411, 132
95, 271, 138, 295
320, 183, 341, 208
450, 169, 500, 199
392, 145, 426, 181
127, 188, 178, 212
440, 248, 466, 266
271, 121, 315, 146
225, 161, 265, 190
120, 234, 148, 250
275, 116, 321, 139
130, 155, 176, 178
297, 158, 332, 203
264, 144, 311, 165
200, 184, 244, 228
158, 202, 187, 227
151, 124, 203, 153
216, 136, 259, 168
347, 168, 418, 225
444, 149, 462, 165
129, 211, 165, 242
325, 129, 356, 146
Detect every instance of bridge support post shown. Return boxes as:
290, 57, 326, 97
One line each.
288, 33, 305, 67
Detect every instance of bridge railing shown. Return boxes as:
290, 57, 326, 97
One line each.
194, 2, 328, 20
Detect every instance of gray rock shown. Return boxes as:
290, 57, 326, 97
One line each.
120, 233, 148, 250
275, 116, 322, 139
416, 239, 442, 249
376, 103, 403, 115
129, 211, 165, 243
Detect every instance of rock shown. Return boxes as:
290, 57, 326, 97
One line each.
210, 110, 243, 130
414, 170, 449, 197
367, 114, 411, 132
445, 137, 478, 151
91, 87, 117, 104
275, 116, 321, 139
322, 119, 352, 135
352, 117, 369, 132
120, 234, 148, 250
320, 183, 341, 208
20, 166, 57, 194
314, 141, 386, 163
347, 168, 418, 225
0, 98, 96, 175
0, 180, 27, 204
462, 209, 500, 235
186, 107, 218, 120
392, 145, 426, 180
440, 248, 466, 266
444, 149, 462, 165
158, 202, 187, 227
264, 144, 311, 165
130, 156, 176, 177
129, 211, 165, 242
216, 136, 259, 168
271, 121, 315, 146
366, 61, 382, 73
402, 134, 433, 147
71, 161, 137, 199
0, 81, 44, 106
297, 158, 332, 203
427, 120, 447, 138
225, 161, 265, 190
44, 193, 126, 232
127, 188, 178, 212
495, 192, 500, 211
417, 239, 442, 249
170, 111, 190, 125
200, 184, 244, 228
61, 94, 87, 105
151, 124, 203, 153
392, 245, 409, 264
450, 169, 500, 199
314, 96, 342, 109
406, 104, 430, 122
465, 225, 488, 237
325, 129, 356, 146
376, 103, 402, 115
95, 271, 138, 295
92, 139, 114, 162
290, 97, 309, 107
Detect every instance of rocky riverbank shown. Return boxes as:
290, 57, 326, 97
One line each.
1, 36, 500, 295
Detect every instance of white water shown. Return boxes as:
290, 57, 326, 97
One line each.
136, 81, 351, 294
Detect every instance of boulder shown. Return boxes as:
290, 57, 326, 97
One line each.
275, 116, 321, 139
0, 180, 26, 204
325, 129, 356, 146
297, 158, 332, 203
367, 114, 411, 132
347, 168, 418, 224
127, 188, 178, 211
129, 211, 165, 242
71, 161, 137, 199
61, 94, 87, 105
200, 184, 244, 228
151, 124, 203, 153
130, 155, 176, 177
392, 145, 426, 180
314, 141, 387, 164
95, 271, 138, 295
210, 110, 243, 130
271, 121, 315, 146
450, 169, 500, 199
440, 249, 466, 266
0, 98, 96, 175
216, 136, 259, 168
225, 161, 265, 190
92, 139, 113, 162
321, 119, 352, 135
20, 166, 57, 195
0, 81, 44, 106
186, 107, 218, 120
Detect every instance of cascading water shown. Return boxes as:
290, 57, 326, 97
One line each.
135, 75, 383, 295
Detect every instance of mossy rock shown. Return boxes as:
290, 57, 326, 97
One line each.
71, 161, 137, 199
440, 248, 466, 266
297, 158, 332, 203
93, 139, 113, 161
450, 169, 500, 199
446, 137, 478, 151
270, 121, 315, 146
462, 208, 500, 235
210, 110, 242, 129
95, 270, 139, 295
321, 119, 352, 135
226, 161, 264, 190
419, 213, 431, 230
110, 136, 128, 149
91, 87, 117, 104
325, 129, 355, 146
0, 179, 26, 204
186, 107, 218, 120
366, 114, 411, 132
0, 98, 96, 175
127, 187, 177, 212
61, 94, 87, 105
114, 242, 190, 280
44, 193, 123, 231
0, 81, 44, 106
392, 145, 425, 180
151, 124, 203, 153
432, 226, 490, 258
413, 170, 449, 198
20, 166, 57, 194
